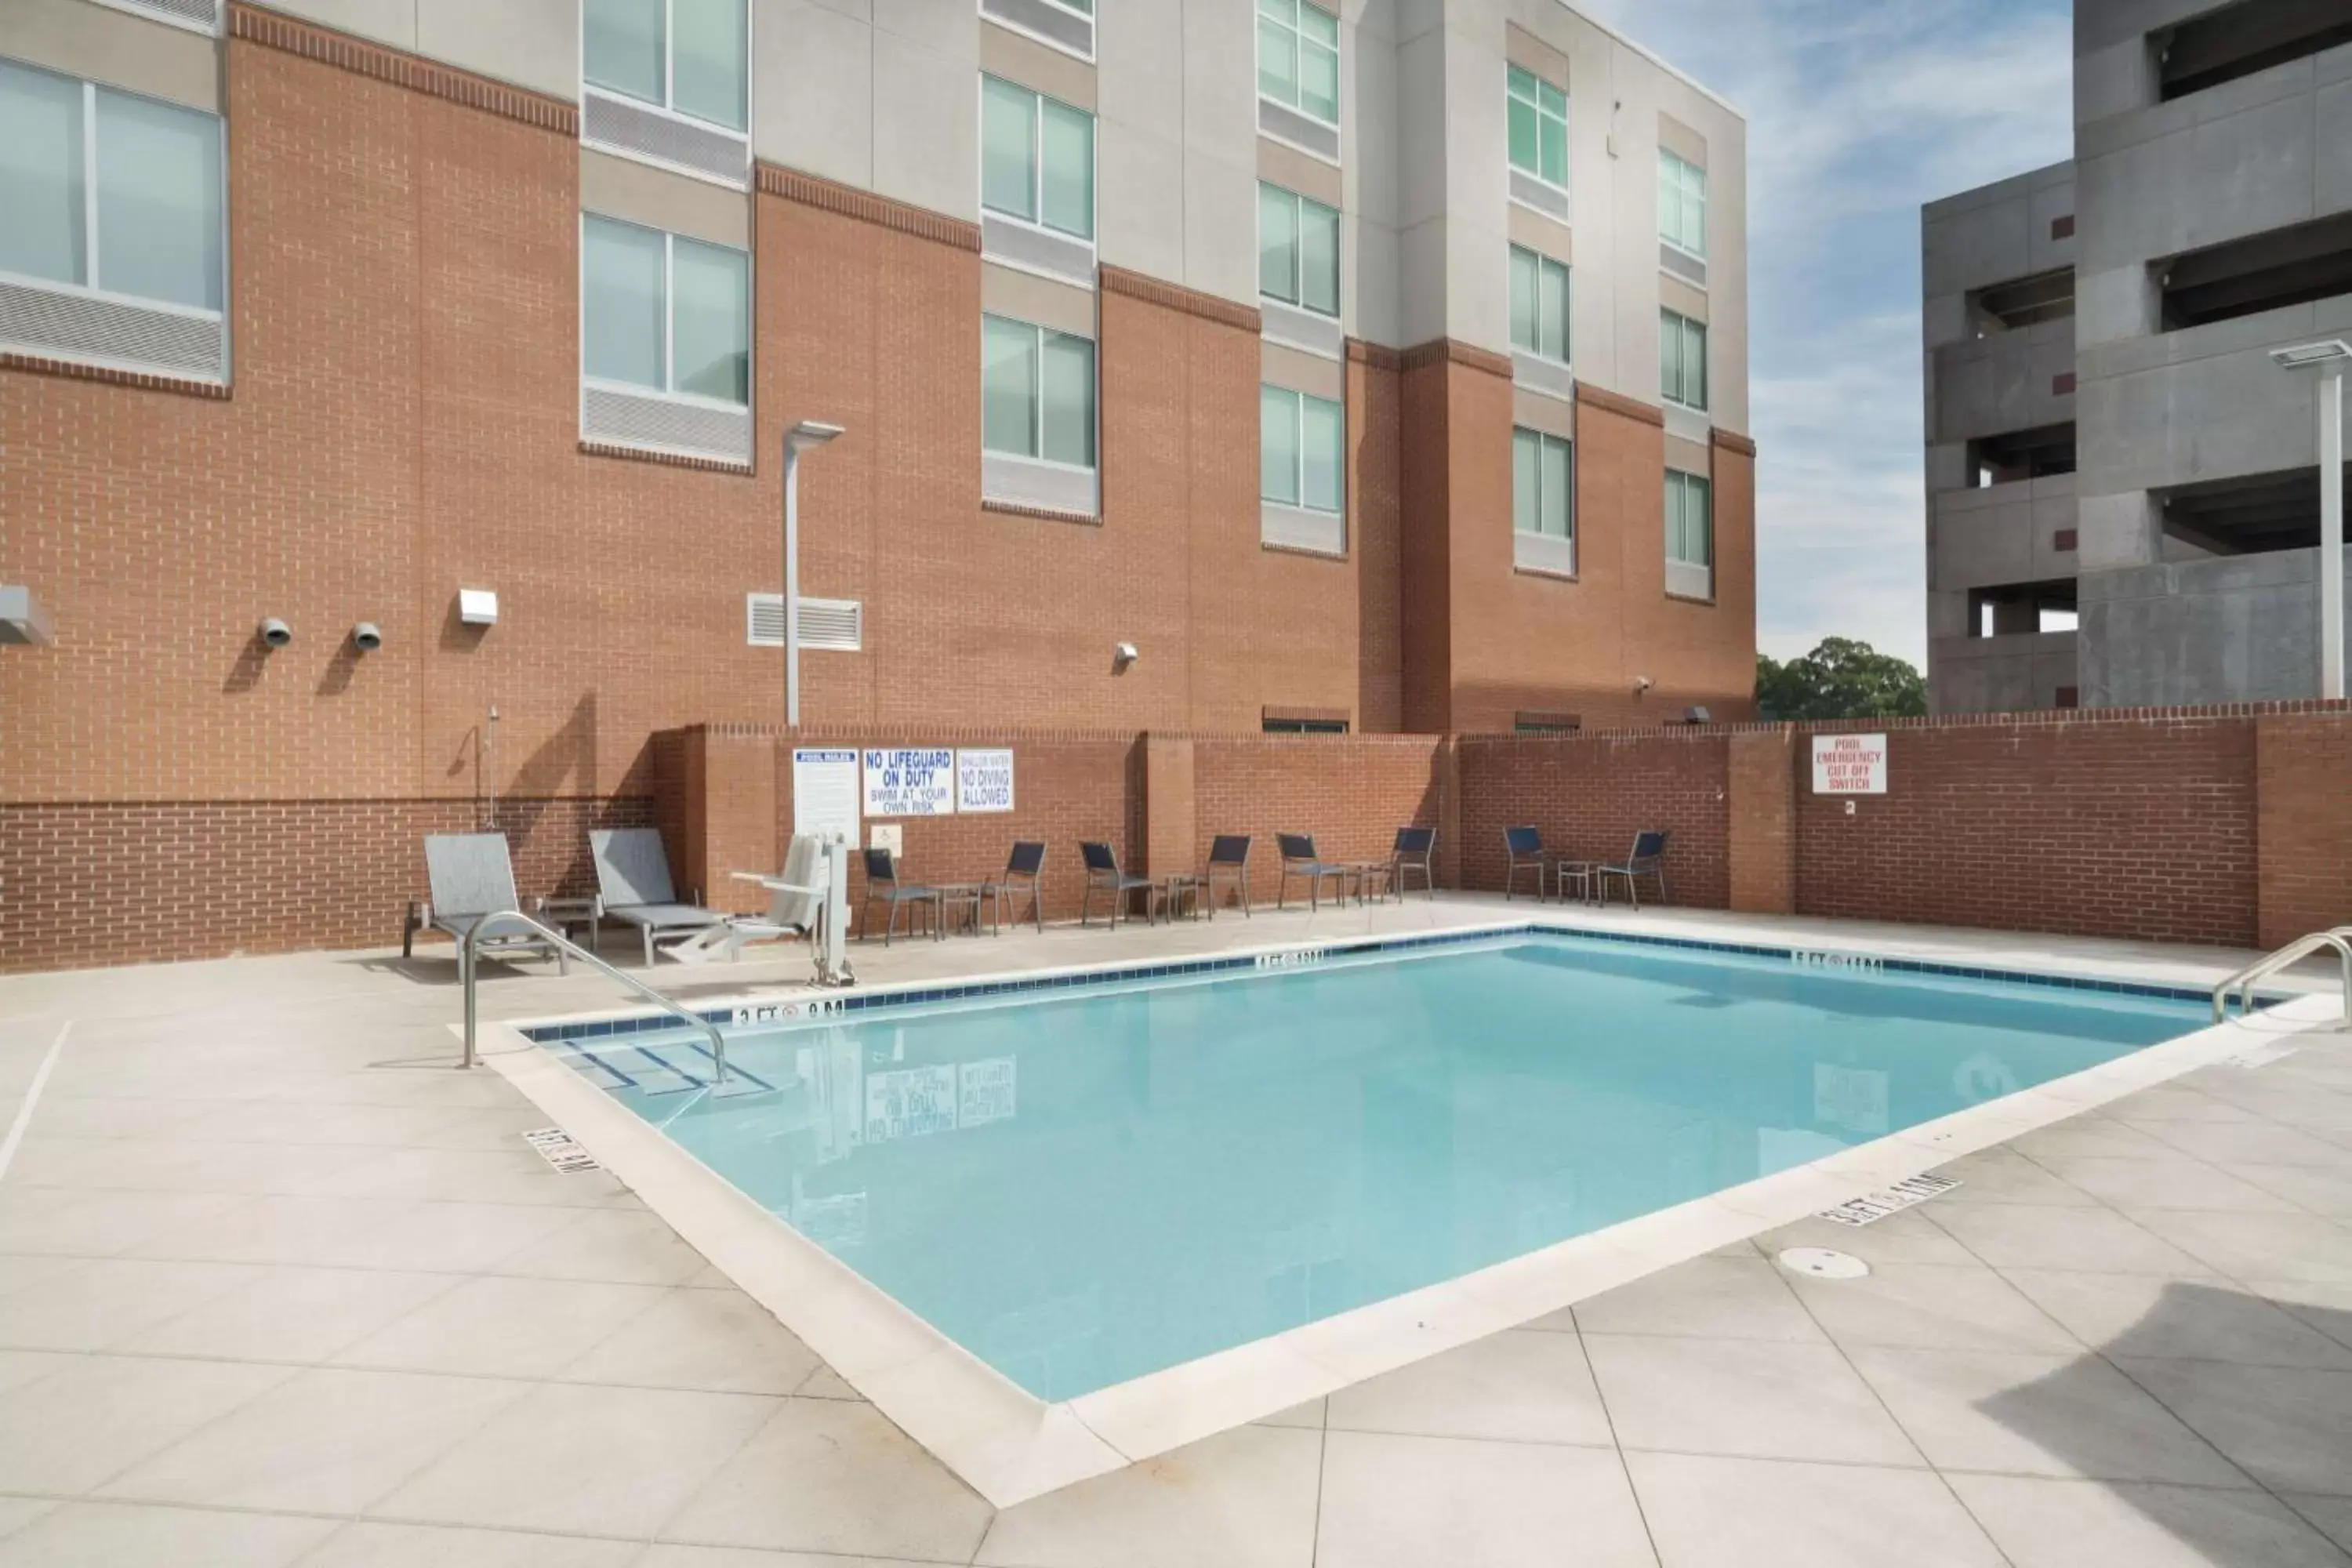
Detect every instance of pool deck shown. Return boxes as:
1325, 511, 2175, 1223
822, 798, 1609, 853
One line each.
1, 895, 2349, 1566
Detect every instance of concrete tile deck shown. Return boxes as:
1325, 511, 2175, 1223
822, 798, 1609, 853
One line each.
1, 895, 2349, 1565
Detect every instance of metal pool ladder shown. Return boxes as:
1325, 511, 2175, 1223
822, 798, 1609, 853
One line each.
2211, 926, 2352, 1025
461, 909, 728, 1081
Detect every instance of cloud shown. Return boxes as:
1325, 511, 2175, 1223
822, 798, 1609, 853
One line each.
1572, 0, 2075, 666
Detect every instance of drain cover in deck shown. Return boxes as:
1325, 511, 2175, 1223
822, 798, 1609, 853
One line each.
1777, 1247, 1868, 1279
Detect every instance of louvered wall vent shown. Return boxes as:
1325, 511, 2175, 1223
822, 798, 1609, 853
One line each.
113, 0, 220, 31
748, 593, 863, 652
981, 0, 1093, 57
583, 93, 749, 189
583, 385, 752, 465
0, 281, 227, 383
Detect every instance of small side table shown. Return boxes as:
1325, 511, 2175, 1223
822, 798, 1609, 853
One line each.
935, 883, 985, 937
1350, 862, 1392, 905
1553, 862, 1596, 906
536, 895, 604, 953
1160, 874, 1203, 923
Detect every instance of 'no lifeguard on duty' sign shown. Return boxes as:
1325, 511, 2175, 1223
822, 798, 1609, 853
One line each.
1811, 734, 1888, 795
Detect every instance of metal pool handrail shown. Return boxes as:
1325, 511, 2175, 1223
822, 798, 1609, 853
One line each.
462, 909, 728, 1080
2211, 926, 2352, 1026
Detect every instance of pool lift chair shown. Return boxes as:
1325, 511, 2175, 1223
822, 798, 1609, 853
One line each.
667, 833, 857, 985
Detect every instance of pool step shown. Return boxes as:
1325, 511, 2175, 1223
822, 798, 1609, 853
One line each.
566, 1041, 776, 1100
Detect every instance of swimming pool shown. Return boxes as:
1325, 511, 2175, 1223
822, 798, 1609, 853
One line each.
532, 928, 2204, 1403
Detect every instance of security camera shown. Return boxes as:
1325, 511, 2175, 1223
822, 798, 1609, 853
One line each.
352, 622, 383, 653
258, 617, 292, 649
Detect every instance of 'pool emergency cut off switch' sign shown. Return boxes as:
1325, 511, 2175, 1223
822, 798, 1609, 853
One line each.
1811, 733, 1888, 795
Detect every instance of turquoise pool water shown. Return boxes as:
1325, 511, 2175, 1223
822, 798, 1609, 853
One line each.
550, 935, 2201, 1400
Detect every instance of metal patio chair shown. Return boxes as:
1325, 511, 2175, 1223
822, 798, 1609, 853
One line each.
1203, 833, 1253, 917
860, 846, 943, 944
1596, 829, 1671, 910
1391, 826, 1437, 900
980, 841, 1047, 934
590, 827, 725, 964
1079, 840, 1155, 927
1276, 833, 1352, 911
1503, 826, 1550, 901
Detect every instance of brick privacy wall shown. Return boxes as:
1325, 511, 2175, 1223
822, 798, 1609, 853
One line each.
1726, 728, 1796, 914
1188, 735, 1448, 908
1793, 717, 2259, 947
1456, 732, 1733, 906
2255, 713, 2352, 948
0, 796, 649, 972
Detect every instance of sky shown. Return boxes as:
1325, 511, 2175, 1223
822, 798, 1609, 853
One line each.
1572, 0, 2076, 666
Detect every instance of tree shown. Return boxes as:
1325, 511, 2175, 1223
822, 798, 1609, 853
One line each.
1756, 637, 1927, 721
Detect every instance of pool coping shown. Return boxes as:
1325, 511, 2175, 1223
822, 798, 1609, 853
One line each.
472, 917, 2346, 1508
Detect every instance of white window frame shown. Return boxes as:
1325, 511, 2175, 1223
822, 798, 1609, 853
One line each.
978, 74, 1097, 246
1508, 244, 1570, 365
1660, 150, 1707, 263
1666, 469, 1714, 567
578, 214, 751, 413
580, 0, 753, 138
982, 313, 1098, 473
1512, 426, 1574, 546
1661, 308, 1708, 413
0, 65, 230, 348
1256, 0, 1341, 131
1259, 182, 1341, 320
1506, 64, 1569, 194
1261, 384, 1345, 515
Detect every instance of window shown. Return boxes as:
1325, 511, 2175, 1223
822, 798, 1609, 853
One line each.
1508, 245, 1570, 363
1659, 151, 1705, 258
1507, 64, 1567, 190
1665, 470, 1713, 568
1264, 715, 1348, 734
1261, 387, 1345, 514
983, 314, 1095, 468
1258, 0, 1339, 126
1660, 309, 1707, 412
1259, 183, 1340, 317
581, 215, 750, 405
981, 75, 1094, 241
1512, 428, 1573, 546
584, 0, 749, 131
0, 58, 223, 315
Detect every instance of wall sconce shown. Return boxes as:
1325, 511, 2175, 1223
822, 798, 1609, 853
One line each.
1113, 641, 1139, 671
352, 622, 383, 652
458, 589, 499, 626
258, 617, 293, 649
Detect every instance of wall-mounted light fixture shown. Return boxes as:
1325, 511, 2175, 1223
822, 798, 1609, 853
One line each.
1113, 641, 1139, 671
258, 617, 293, 649
458, 589, 499, 626
352, 622, 383, 652
0, 585, 51, 646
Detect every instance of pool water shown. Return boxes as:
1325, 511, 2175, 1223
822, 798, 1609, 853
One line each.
551, 935, 2201, 1400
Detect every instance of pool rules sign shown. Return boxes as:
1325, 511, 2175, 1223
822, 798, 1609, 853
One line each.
1811, 733, 1888, 795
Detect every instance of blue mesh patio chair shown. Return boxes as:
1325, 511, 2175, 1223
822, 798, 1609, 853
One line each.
1079, 840, 1154, 927
981, 841, 1046, 934
1392, 826, 1437, 899
1276, 833, 1352, 910
860, 846, 942, 944
1204, 834, 1253, 917
1503, 826, 1551, 902
1596, 829, 1671, 910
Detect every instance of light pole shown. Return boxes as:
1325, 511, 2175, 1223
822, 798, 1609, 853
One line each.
782, 420, 844, 727
2270, 340, 2348, 700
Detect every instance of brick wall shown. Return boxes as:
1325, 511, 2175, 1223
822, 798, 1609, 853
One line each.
2254, 712, 2352, 948
0, 796, 649, 972
1456, 731, 1733, 906
1186, 735, 1448, 907
1792, 714, 2260, 948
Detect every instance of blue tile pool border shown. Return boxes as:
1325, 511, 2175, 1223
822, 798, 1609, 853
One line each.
518, 921, 2234, 1044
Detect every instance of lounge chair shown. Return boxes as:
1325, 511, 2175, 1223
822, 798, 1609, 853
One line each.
1392, 826, 1437, 899
1596, 829, 1671, 909
860, 847, 942, 945
666, 833, 830, 964
1276, 833, 1352, 911
590, 828, 724, 964
1079, 840, 1154, 928
412, 833, 567, 979
1204, 834, 1252, 917
981, 842, 1046, 933
1503, 826, 1549, 901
